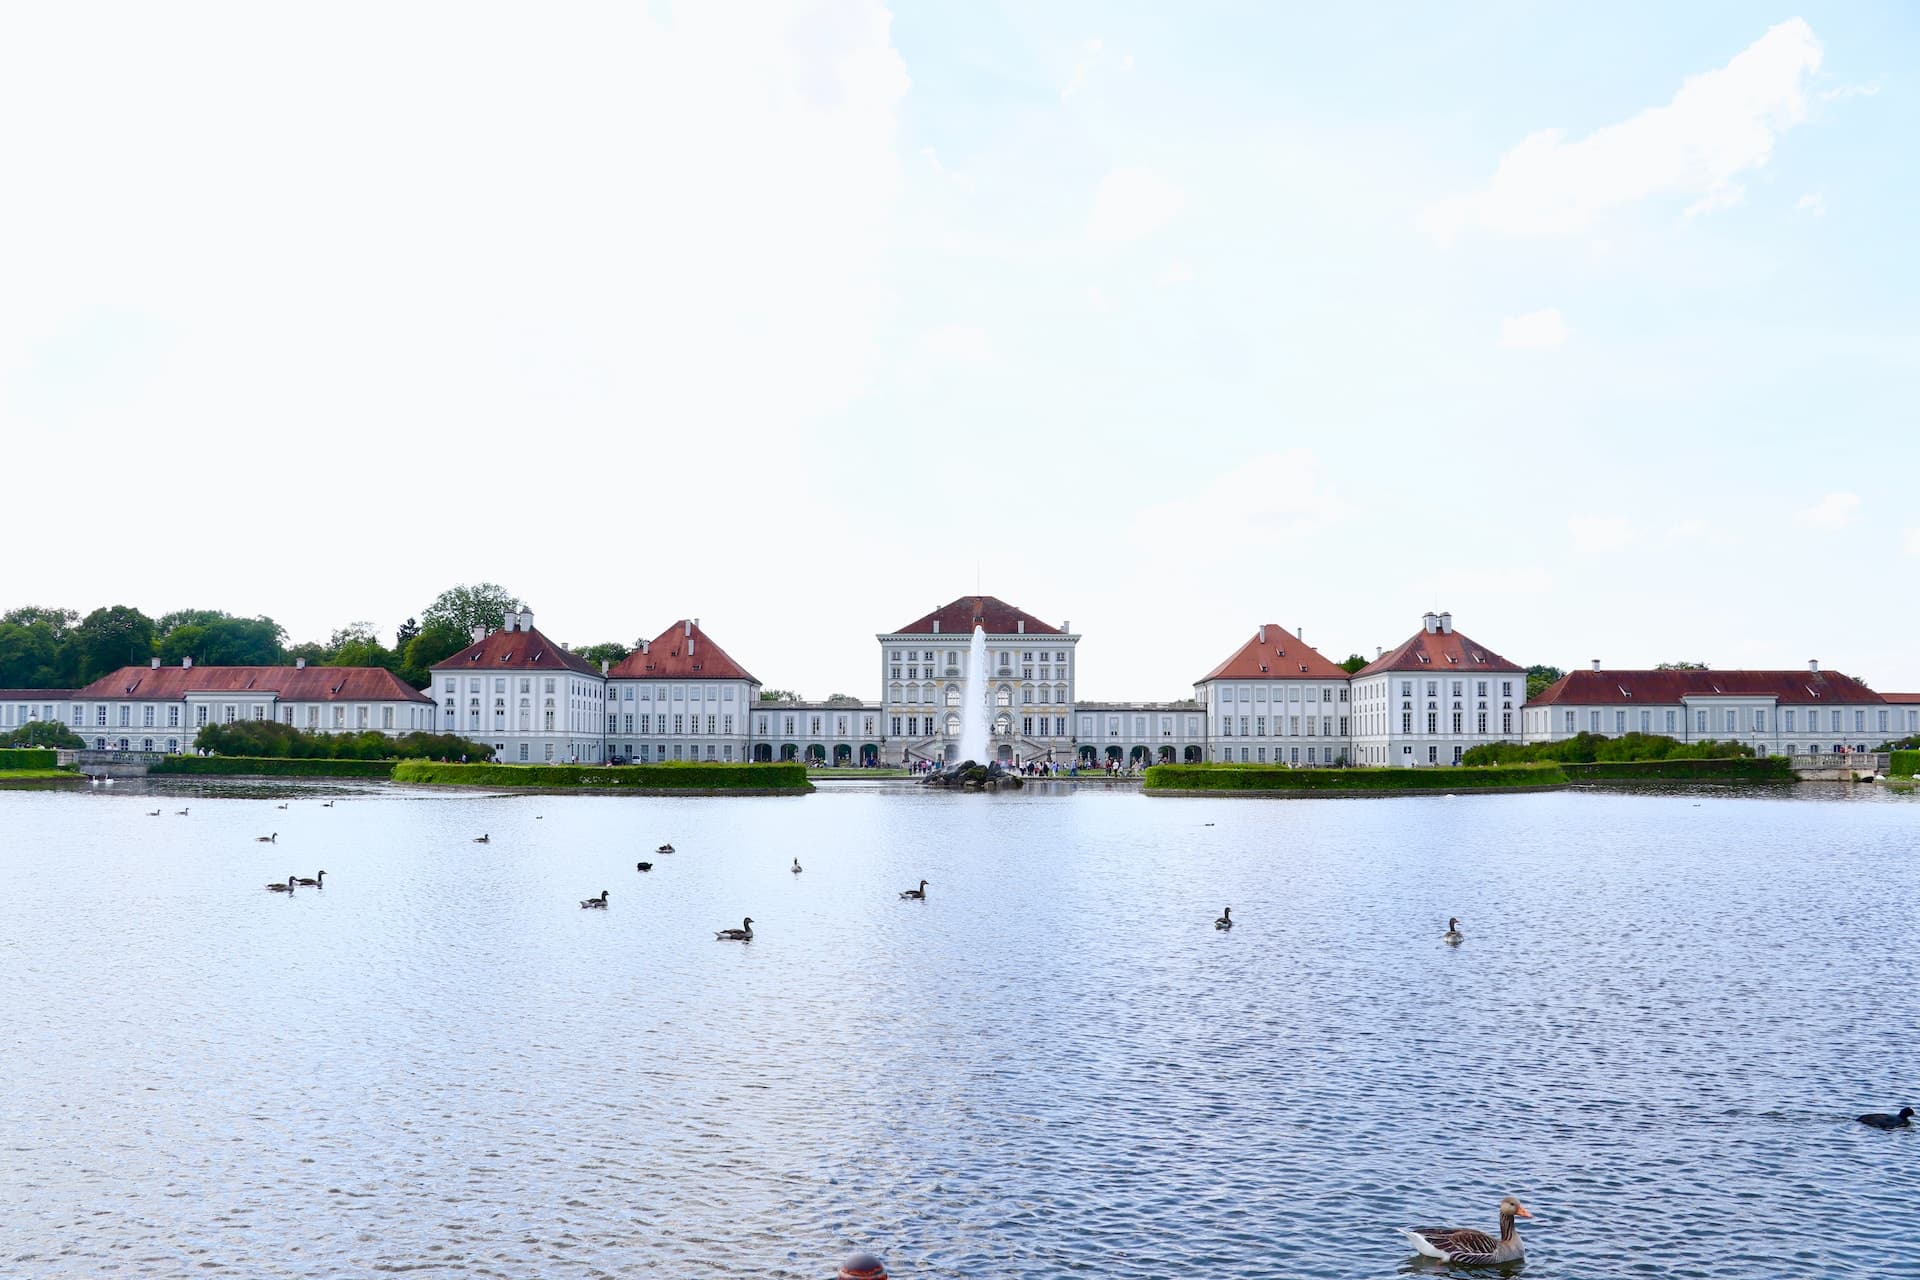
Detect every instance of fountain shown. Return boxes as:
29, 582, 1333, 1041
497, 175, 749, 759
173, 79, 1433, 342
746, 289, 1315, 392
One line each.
924, 624, 1019, 789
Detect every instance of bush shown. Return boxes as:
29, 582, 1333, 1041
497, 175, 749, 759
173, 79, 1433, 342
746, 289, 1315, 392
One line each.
149, 756, 395, 778
1892, 750, 1920, 777
0, 719, 85, 749
191, 720, 493, 762
391, 761, 813, 791
1462, 732, 1754, 766
1142, 763, 1566, 792
1561, 758, 1794, 783
0, 748, 59, 770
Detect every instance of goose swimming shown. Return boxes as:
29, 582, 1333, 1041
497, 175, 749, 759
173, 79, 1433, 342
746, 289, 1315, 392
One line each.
714, 916, 754, 941
1443, 917, 1464, 945
580, 890, 609, 909
255, 833, 278, 843
791, 858, 803, 875
635, 861, 653, 872
1401, 1197, 1532, 1266
276, 803, 288, 810
1215, 907, 1233, 930
1858, 1106, 1915, 1130
174, 807, 190, 816
292, 871, 325, 887
265, 875, 295, 894
656, 843, 675, 854
899, 879, 929, 901
321, 800, 335, 808
473, 834, 490, 844
147, 809, 161, 816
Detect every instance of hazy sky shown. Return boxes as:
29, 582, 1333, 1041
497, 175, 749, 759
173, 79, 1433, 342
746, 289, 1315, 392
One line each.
4, 3, 1916, 699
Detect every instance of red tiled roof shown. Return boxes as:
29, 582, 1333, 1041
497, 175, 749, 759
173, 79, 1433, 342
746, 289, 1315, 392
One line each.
607, 620, 760, 684
887, 595, 1061, 637
432, 624, 601, 677
1199, 624, 1350, 682
1355, 624, 1524, 677
0, 689, 77, 699
1882, 691, 1920, 704
1526, 669, 1884, 708
75, 666, 432, 704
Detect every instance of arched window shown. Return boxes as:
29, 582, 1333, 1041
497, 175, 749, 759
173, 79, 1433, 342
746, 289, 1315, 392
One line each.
1021, 685, 1033, 705
888, 682, 902, 704
944, 713, 961, 737
996, 685, 1012, 708
945, 685, 961, 707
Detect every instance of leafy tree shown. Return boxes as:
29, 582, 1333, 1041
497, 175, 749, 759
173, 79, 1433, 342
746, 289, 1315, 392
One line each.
1340, 653, 1368, 674
578, 641, 632, 668
824, 693, 863, 705
286, 640, 330, 667
421, 583, 526, 637
0, 718, 85, 748
0, 607, 80, 687
395, 616, 421, 654
759, 688, 803, 702
400, 620, 473, 689
155, 608, 230, 635
1655, 661, 1709, 671
73, 605, 156, 682
1525, 664, 1565, 702
194, 719, 493, 761
157, 614, 287, 666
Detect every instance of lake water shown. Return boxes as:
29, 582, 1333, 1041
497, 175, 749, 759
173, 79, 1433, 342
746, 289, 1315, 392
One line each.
2, 779, 1916, 1278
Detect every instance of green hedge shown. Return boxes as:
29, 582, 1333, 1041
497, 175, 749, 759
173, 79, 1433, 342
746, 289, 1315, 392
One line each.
1562, 757, 1795, 783
1463, 732, 1754, 766
1142, 763, 1567, 792
1890, 750, 1919, 777
149, 756, 396, 778
0, 748, 59, 770
390, 761, 813, 791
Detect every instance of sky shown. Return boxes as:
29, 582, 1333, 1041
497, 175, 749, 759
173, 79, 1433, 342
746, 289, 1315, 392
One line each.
3, 3, 1917, 700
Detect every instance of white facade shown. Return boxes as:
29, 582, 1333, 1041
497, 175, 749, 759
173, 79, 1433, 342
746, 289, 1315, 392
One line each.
877, 598, 1080, 765
1349, 613, 1525, 766
433, 611, 606, 764
1199, 679, 1353, 765
1076, 702, 1208, 766
751, 701, 884, 765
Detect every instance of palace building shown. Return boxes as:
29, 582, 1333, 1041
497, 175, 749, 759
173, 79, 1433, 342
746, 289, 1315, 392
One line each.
431, 610, 606, 764
1349, 613, 1527, 766
1195, 622, 1353, 765
606, 619, 760, 764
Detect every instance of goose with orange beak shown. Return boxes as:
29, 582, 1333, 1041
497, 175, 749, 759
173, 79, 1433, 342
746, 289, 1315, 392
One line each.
1401, 1197, 1532, 1265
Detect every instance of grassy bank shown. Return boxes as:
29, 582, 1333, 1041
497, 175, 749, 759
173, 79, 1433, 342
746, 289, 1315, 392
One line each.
391, 761, 813, 792
1142, 763, 1567, 793
0, 748, 59, 770
1563, 757, 1795, 783
0, 769, 82, 782
150, 756, 396, 779
1892, 750, 1919, 777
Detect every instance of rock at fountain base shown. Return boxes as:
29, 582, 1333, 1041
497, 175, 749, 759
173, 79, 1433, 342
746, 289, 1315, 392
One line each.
922, 759, 1024, 790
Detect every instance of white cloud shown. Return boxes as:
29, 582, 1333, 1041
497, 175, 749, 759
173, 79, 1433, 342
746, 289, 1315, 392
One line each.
1134, 450, 1349, 546
1499, 308, 1569, 349
1667, 519, 1740, 549
1086, 286, 1114, 313
1060, 36, 1104, 99
1421, 19, 1822, 243
1158, 261, 1195, 286
1118, 54, 1136, 72
1796, 191, 1826, 216
1795, 492, 1862, 529
1905, 528, 1920, 557
1821, 80, 1880, 100
917, 324, 993, 367
1568, 515, 1635, 552
1087, 167, 1185, 245
919, 146, 975, 193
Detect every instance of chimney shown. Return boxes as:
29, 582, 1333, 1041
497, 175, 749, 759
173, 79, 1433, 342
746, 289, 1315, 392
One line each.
1809, 659, 1819, 673
150, 657, 161, 669
182, 656, 193, 669
1297, 625, 1304, 644
1439, 612, 1452, 634
471, 625, 486, 644
1259, 625, 1267, 644
1063, 620, 1070, 632
1423, 612, 1439, 635
694, 618, 700, 630
1592, 659, 1601, 671
688, 631, 696, 655
600, 660, 609, 675
640, 640, 649, 656
504, 612, 516, 632
1376, 646, 1384, 660
684, 620, 691, 637
296, 658, 307, 670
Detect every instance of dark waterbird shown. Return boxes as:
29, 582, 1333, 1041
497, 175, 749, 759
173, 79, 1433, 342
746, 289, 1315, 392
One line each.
1858, 1106, 1915, 1130
791, 858, 803, 874
1215, 907, 1233, 930
899, 879, 929, 901
635, 861, 653, 872
473, 834, 490, 844
656, 843, 675, 854
265, 875, 295, 894
1443, 916, 1464, 945
715, 917, 754, 941
255, 832, 277, 843
580, 890, 609, 909
292, 871, 325, 887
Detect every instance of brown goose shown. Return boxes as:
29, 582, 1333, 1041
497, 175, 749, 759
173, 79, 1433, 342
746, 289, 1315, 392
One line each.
1215, 907, 1233, 930
791, 858, 803, 875
580, 890, 609, 909
1443, 917, 1464, 945
265, 875, 295, 894
1401, 1197, 1531, 1265
292, 871, 325, 887
255, 833, 278, 843
715, 916, 754, 941
899, 879, 929, 901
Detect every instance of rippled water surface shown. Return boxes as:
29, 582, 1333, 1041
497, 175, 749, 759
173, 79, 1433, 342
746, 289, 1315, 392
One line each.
3, 780, 1917, 1278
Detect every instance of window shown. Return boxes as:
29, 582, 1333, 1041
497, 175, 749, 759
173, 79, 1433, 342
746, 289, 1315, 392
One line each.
1754, 709, 1766, 732
1665, 709, 1676, 733
1563, 710, 1574, 733
1427, 712, 1438, 734
1452, 712, 1463, 734
1589, 711, 1601, 733
168, 706, 179, 727
1477, 712, 1487, 734
519, 744, 529, 761
1724, 709, 1737, 733
196, 706, 208, 727
707, 715, 717, 734
1639, 710, 1650, 733
1402, 712, 1413, 734
544, 743, 554, 761
1501, 712, 1511, 735
674, 715, 684, 734
1697, 710, 1708, 733
1615, 710, 1627, 733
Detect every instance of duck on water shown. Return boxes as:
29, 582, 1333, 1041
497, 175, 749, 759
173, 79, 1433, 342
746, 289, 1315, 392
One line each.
1859, 1106, 1914, 1130
1402, 1197, 1532, 1266
715, 917, 753, 941
899, 879, 929, 901
580, 890, 609, 909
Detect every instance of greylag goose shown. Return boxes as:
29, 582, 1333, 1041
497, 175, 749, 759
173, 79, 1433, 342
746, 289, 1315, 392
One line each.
265, 875, 295, 894
715, 916, 754, 941
1858, 1106, 1915, 1129
174, 807, 190, 816
147, 809, 161, 816
656, 843, 675, 854
255, 833, 277, 843
1443, 917, 1464, 945
635, 861, 653, 872
473, 834, 490, 844
1401, 1197, 1532, 1265
322, 800, 334, 808
1215, 907, 1233, 930
899, 879, 929, 901
276, 803, 288, 810
580, 890, 609, 909
791, 858, 803, 875
292, 871, 325, 887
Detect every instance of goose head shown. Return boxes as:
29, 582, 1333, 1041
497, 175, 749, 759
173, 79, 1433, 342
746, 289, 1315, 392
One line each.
1447, 917, 1460, 931
1902, 1107, 1917, 1123
1498, 1197, 1532, 1222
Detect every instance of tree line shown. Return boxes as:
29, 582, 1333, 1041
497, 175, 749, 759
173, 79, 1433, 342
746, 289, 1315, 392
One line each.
0, 582, 633, 693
